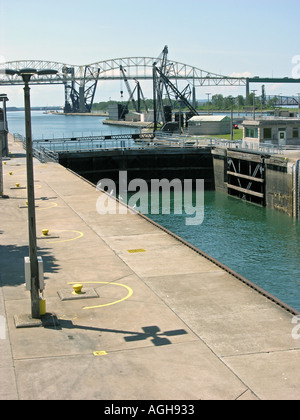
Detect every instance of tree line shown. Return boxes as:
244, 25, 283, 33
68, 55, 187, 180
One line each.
92, 86, 280, 112
207, 88, 277, 111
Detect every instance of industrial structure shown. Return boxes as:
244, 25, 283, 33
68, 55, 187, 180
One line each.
1, 46, 300, 115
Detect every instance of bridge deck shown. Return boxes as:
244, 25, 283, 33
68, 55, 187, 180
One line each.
1, 135, 300, 400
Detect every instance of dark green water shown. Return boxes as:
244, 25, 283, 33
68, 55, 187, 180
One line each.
144, 190, 300, 312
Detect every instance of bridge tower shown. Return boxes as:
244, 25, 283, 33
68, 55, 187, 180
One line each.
62, 65, 100, 113
153, 46, 198, 131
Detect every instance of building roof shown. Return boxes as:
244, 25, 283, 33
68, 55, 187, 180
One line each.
189, 115, 231, 122
242, 117, 300, 126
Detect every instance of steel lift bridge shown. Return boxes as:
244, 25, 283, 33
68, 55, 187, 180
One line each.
0, 46, 248, 113
0, 46, 299, 114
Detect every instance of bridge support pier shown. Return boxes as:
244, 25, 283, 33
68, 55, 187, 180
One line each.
79, 86, 85, 113
246, 78, 250, 98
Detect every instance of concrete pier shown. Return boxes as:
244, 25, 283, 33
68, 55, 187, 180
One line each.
1, 135, 300, 400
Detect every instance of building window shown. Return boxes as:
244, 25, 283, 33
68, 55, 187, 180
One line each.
293, 128, 299, 138
245, 127, 258, 138
263, 128, 272, 139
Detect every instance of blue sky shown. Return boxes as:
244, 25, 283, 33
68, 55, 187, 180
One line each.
1, 0, 300, 106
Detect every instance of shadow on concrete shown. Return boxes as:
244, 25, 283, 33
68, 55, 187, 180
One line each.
124, 325, 188, 346
0, 243, 60, 287
46, 318, 188, 347
35, 196, 58, 201
9, 153, 26, 158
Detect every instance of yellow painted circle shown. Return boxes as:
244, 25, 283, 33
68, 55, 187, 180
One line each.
59, 313, 79, 321
67, 281, 133, 310
37, 202, 58, 211
47, 229, 84, 244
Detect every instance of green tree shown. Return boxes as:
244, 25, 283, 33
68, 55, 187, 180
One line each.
267, 96, 278, 109
237, 95, 245, 108
245, 92, 254, 106
212, 94, 224, 110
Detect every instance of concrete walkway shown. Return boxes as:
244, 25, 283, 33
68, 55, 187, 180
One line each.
1, 136, 300, 400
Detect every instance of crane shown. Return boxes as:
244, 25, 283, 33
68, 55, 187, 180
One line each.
154, 65, 198, 116
153, 61, 198, 131
119, 65, 148, 118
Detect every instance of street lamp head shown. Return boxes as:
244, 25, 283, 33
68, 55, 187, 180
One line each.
14, 68, 37, 83
1, 68, 58, 82
37, 69, 58, 76
19, 68, 37, 76
0, 94, 9, 102
0, 69, 18, 76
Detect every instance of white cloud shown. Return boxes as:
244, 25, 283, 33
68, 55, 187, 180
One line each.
230, 71, 252, 78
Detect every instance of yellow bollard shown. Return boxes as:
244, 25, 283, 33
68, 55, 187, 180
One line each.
9, 171, 12, 175
72, 284, 83, 295
39, 297, 46, 316
42, 229, 49, 236
15, 183, 20, 188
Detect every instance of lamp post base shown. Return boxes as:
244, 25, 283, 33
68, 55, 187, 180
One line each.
14, 313, 59, 329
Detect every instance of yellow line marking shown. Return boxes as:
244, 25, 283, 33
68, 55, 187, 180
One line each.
67, 281, 133, 310
127, 249, 146, 253
47, 230, 84, 244
37, 202, 58, 211
59, 313, 79, 321
93, 351, 107, 356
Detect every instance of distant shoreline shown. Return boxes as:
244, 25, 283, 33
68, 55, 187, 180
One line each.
51, 111, 108, 117
7, 108, 108, 116
7, 107, 62, 112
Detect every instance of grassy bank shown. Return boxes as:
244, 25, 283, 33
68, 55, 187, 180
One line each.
211, 128, 243, 141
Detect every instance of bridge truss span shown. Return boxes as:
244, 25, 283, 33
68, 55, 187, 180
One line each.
0, 54, 248, 113
1, 49, 299, 113
0, 56, 247, 86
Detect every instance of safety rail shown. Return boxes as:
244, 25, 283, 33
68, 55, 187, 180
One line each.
14, 133, 59, 163
13, 131, 300, 163
40, 148, 59, 162
31, 132, 154, 143
154, 132, 299, 155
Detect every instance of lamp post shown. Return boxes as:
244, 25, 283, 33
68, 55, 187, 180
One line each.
0, 94, 9, 198
206, 93, 211, 114
251, 90, 257, 120
152, 63, 157, 133
5, 68, 57, 319
229, 96, 234, 141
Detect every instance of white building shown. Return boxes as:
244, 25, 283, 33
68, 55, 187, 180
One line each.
242, 117, 300, 146
188, 115, 231, 136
